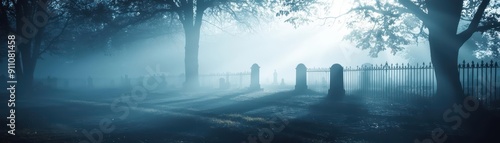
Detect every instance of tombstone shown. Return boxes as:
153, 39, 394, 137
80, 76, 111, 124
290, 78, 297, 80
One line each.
87, 76, 93, 88
249, 63, 261, 90
295, 63, 307, 91
273, 70, 278, 85
0, 75, 6, 89
328, 64, 345, 97
219, 78, 227, 89
123, 75, 131, 88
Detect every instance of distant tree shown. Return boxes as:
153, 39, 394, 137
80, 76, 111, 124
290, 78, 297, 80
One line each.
0, 0, 73, 93
62, 0, 181, 58
108, 0, 319, 89
0, 0, 175, 93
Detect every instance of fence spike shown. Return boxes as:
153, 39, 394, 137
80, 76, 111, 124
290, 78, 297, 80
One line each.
481, 60, 485, 67
472, 61, 475, 68
491, 60, 495, 67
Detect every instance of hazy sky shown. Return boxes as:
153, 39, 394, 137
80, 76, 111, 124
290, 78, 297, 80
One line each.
34, 20, 412, 84
17, 0, 486, 86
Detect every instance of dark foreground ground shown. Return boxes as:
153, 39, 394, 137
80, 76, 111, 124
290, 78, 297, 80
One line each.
1, 87, 500, 143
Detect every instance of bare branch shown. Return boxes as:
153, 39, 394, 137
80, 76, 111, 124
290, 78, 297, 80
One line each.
38, 18, 70, 57
458, 0, 491, 41
399, 0, 428, 24
476, 23, 500, 32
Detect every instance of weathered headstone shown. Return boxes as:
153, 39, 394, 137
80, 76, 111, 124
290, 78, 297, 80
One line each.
295, 63, 307, 91
250, 63, 261, 90
123, 75, 131, 88
273, 70, 278, 85
328, 64, 345, 96
219, 78, 227, 89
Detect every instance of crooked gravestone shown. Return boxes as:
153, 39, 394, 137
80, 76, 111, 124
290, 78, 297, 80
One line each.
328, 64, 345, 97
273, 70, 278, 85
219, 78, 228, 89
295, 63, 307, 91
249, 63, 261, 90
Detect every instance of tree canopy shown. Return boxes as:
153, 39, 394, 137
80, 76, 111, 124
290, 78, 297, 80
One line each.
337, 0, 500, 58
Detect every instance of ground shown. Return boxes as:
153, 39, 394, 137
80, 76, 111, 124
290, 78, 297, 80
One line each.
1, 87, 499, 143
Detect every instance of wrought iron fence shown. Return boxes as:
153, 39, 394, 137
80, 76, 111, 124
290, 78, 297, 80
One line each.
340, 60, 499, 106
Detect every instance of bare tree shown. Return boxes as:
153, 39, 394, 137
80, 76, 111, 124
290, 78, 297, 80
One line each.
124, 0, 318, 89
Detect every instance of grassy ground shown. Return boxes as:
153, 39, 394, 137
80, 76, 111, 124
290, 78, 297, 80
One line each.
1, 87, 499, 143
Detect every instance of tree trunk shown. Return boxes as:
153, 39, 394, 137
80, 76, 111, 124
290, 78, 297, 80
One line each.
426, 0, 466, 106
428, 34, 464, 104
14, 0, 40, 95
179, 1, 205, 89
182, 16, 203, 89
183, 25, 201, 89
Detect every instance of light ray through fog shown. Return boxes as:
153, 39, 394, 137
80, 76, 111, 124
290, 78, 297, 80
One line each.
30, 0, 411, 84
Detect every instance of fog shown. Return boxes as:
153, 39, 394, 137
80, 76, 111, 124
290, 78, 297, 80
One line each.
32, 21, 413, 85
3, 1, 500, 143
